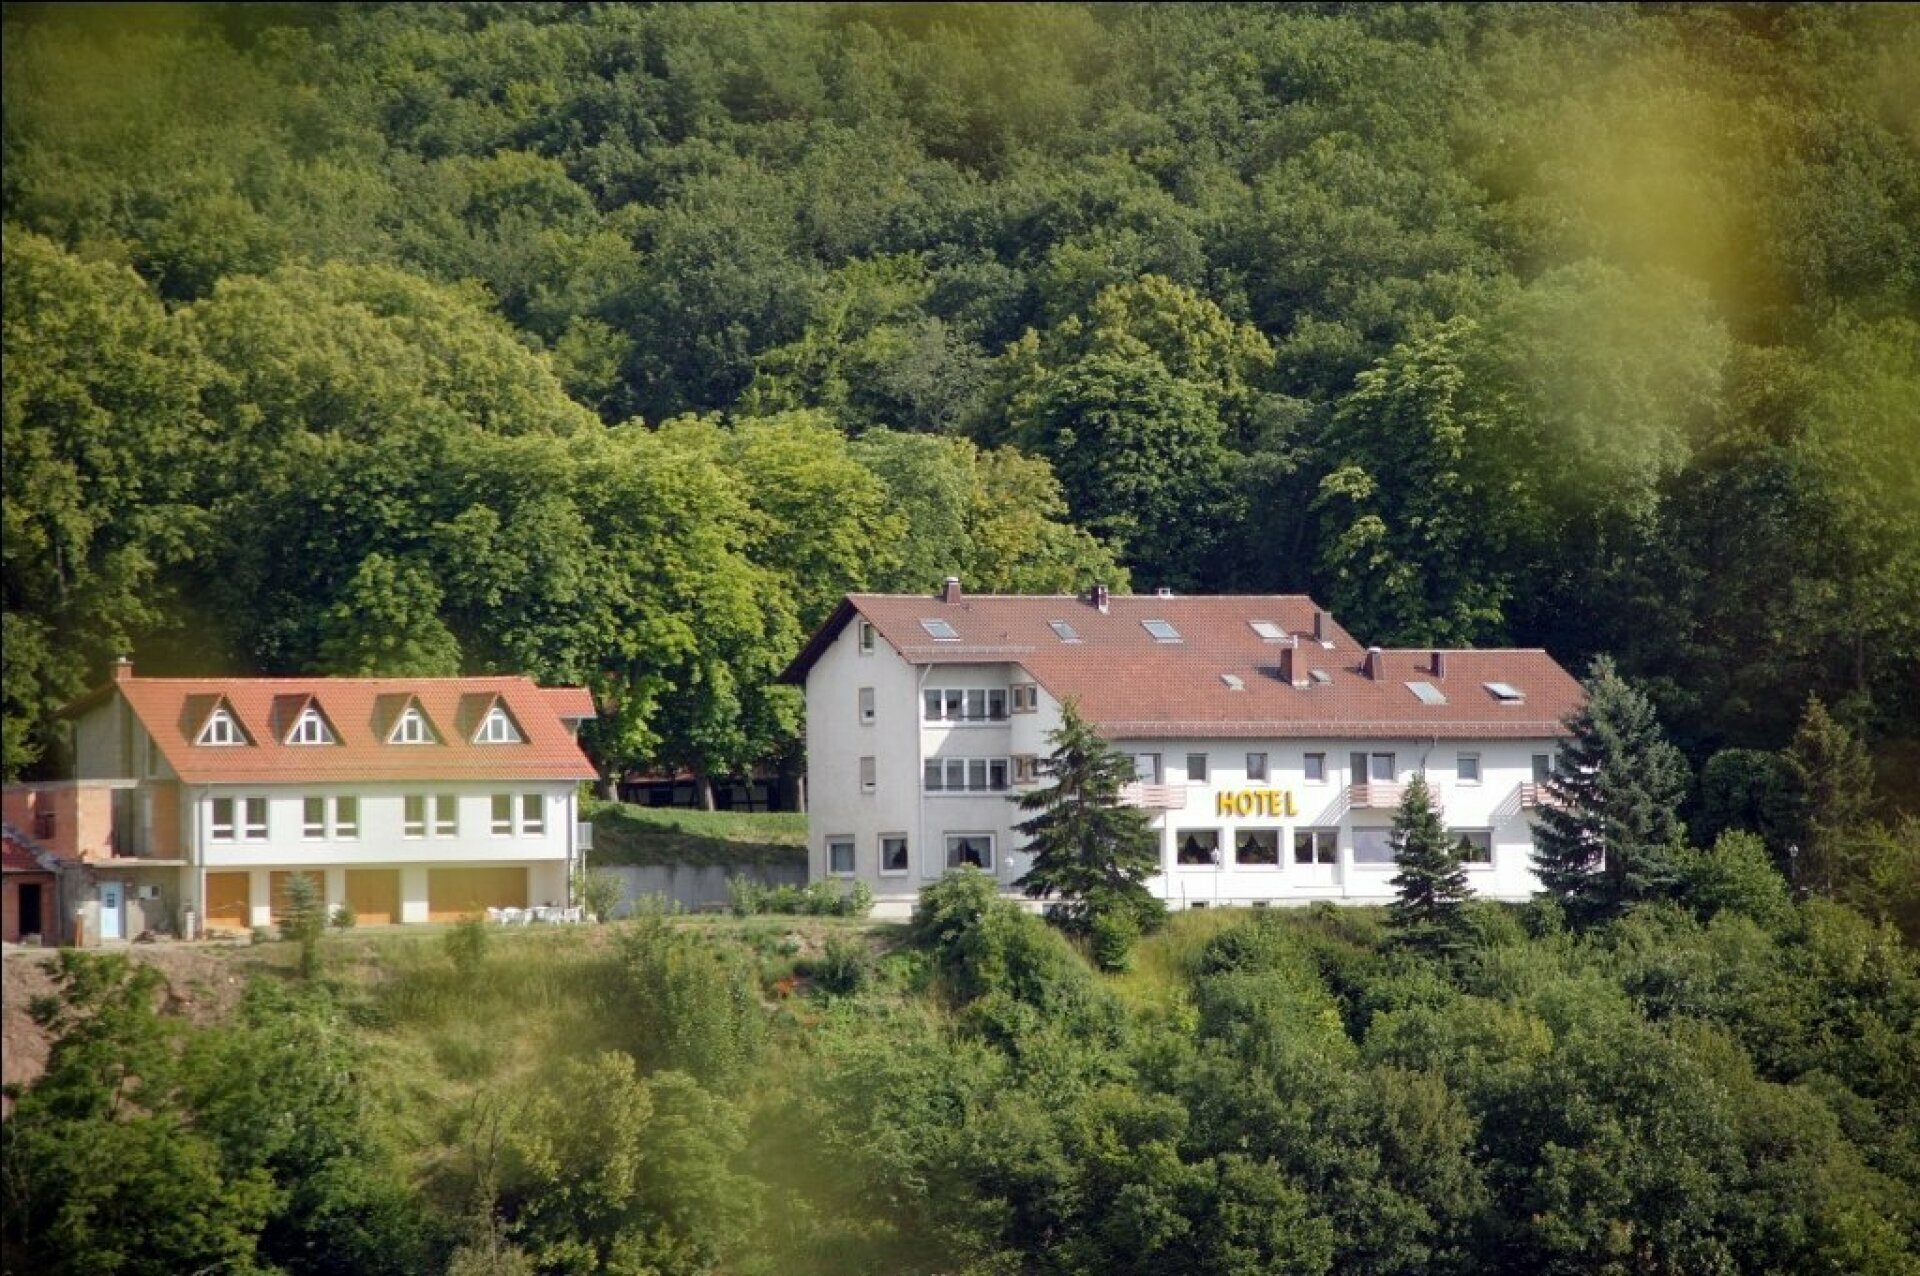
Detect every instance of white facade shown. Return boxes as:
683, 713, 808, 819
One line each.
805, 620, 1557, 909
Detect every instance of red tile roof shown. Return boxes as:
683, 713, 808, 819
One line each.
77, 675, 599, 784
787, 593, 1583, 740
3, 827, 56, 874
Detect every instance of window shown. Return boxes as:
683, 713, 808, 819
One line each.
1352, 828, 1395, 865
989, 759, 1009, 790
333, 796, 358, 839
144, 736, 164, 777
828, 837, 856, 876
987, 689, 1008, 720
1249, 621, 1287, 641
924, 689, 1011, 723
1246, 752, 1269, 782
965, 690, 987, 721
1455, 753, 1482, 784
391, 705, 435, 744
1048, 620, 1081, 643
492, 794, 514, 835
1351, 752, 1397, 782
476, 706, 522, 743
211, 797, 236, 841
303, 797, 327, 839
1532, 753, 1553, 783
968, 759, 988, 790
288, 708, 335, 745
243, 798, 268, 841
1221, 673, 1246, 691
923, 690, 942, 721
521, 794, 545, 836
1177, 829, 1221, 866
434, 794, 457, 837
1014, 755, 1040, 784
1485, 681, 1525, 704
1186, 753, 1209, 784
1451, 830, 1493, 865
1294, 828, 1337, 865
1133, 753, 1163, 783
198, 707, 244, 746
859, 687, 875, 724
920, 618, 961, 641
945, 834, 994, 870
1236, 829, 1280, 866
1142, 619, 1182, 643
858, 621, 876, 653
1407, 681, 1447, 705
924, 760, 944, 791
404, 795, 426, 838
860, 756, 877, 793
880, 835, 910, 875
1011, 684, 1039, 713
1304, 752, 1326, 783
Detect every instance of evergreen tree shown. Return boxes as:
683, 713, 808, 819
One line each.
1533, 655, 1690, 927
1387, 774, 1473, 960
1783, 694, 1874, 896
1013, 700, 1163, 942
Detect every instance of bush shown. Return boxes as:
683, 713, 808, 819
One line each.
277, 872, 326, 980
811, 935, 874, 996
1089, 906, 1139, 972
331, 900, 357, 930
1678, 831, 1793, 929
575, 866, 625, 922
446, 915, 489, 982
729, 876, 872, 917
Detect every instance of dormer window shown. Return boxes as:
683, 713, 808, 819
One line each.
475, 705, 523, 744
390, 704, 438, 744
286, 707, 336, 745
197, 707, 246, 746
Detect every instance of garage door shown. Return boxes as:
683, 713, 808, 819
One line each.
428, 866, 527, 922
204, 872, 251, 932
269, 871, 325, 924
345, 869, 400, 926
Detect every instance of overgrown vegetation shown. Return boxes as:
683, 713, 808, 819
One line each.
586, 804, 807, 869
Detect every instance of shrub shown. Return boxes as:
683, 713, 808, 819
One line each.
330, 900, 357, 930
575, 866, 625, 922
727, 875, 764, 917
446, 914, 489, 982
730, 876, 871, 917
1678, 831, 1793, 929
277, 872, 326, 980
1090, 906, 1139, 972
811, 935, 874, 996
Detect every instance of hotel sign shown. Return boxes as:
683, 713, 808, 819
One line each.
1215, 789, 1298, 818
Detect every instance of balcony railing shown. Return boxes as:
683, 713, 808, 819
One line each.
1518, 783, 1563, 810
1119, 782, 1187, 810
1348, 782, 1405, 809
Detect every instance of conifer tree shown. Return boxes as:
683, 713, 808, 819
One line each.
1533, 655, 1690, 927
1783, 694, 1874, 896
1013, 700, 1162, 937
1387, 774, 1473, 959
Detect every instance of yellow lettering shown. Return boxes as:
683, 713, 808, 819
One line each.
1286, 790, 1298, 817
1216, 791, 1234, 817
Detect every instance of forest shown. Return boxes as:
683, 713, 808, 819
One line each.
4, 2, 1916, 822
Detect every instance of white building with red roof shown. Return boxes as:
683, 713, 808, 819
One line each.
782, 581, 1584, 911
46, 662, 598, 937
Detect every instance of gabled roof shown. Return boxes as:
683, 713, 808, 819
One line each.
66, 675, 598, 784
785, 592, 1583, 740
2, 824, 61, 874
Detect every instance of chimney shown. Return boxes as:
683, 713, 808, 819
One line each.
1363, 646, 1383, 680
112, 656, 133, 683
1090, 584, 1110, 613
942, 576, 962, 605
1155, 586, 1174, 598
1432, 650, 1447, 679
1277, 645, 1306, 688
1312, 609, 1327, 642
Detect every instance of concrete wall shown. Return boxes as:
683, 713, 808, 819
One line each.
602, 862, 808, 916
1, 782, 119, 861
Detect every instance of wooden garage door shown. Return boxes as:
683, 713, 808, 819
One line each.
345, 869, 400, 926
428, 866, 527, 922
269, 871, 324, 924
204, 872, 251, 932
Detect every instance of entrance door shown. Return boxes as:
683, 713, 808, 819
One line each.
99, 881, 125, 941
345, 869, 400, 926
204, 872, 251, 932
17, 883, 44, 940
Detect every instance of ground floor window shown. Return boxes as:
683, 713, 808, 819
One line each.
1235, 828, 1281, 866
880, 835, 910, 875
828, 837, 856, 875
1294, 828, 1337, 865
1353, 828, 1395, 864
1450, 829, 1494, 864
946, 833, 994, 870
1177, 829, 1221, 866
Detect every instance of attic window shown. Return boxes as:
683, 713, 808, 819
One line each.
1309, 669, 1333, 685
390, 705, 438, 744
1221, 674, 1246, 691
920, 618, 961, 642
1048, 620, 1082, 644
286, 707, 336, 745
197, 707, 246, 746
1142, 619, 1182, 643
1484, 681, 1526, 704
475, 705, 523, 744
1249, 621, 1287, 641
1406, 681, 1448, 706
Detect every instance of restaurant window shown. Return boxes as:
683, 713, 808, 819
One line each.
1294, 828, 1337, 865
1177, 829, 1221, 866
1451, 830, 1493, 865
1353, 828, 1395, 865
1236, 829, 1281, 866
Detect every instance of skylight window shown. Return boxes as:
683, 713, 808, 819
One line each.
1249, 621, 1287, 641
1048, 620, 1082, 643
1221, 674, 1245, 691
1142, 619, 1182, 643
1309, 669, 1334, 685
286, 707, 336, 745
1407, 681, 1448, 705
197, 707, 246, 746
1484, 681, 1526, 703
475, 705, 523, 743
919, 618, 961, 641
390, 705, 438, 744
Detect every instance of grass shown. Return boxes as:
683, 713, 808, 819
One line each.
586, 801, 808, 868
